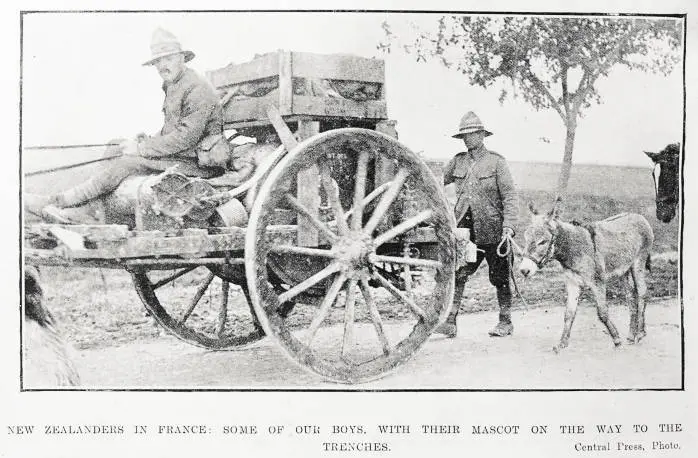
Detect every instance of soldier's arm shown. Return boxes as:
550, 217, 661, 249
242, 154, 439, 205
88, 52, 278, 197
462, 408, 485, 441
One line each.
496, 158, 518, 234
443, 157, 456, 186
140, 85, 216, 158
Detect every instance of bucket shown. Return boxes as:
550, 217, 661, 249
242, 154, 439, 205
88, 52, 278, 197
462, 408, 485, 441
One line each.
215, 198, 249, 227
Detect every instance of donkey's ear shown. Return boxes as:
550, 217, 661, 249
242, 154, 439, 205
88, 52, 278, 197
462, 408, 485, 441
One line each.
645, 151, 660, 162
546, 196, 563, 219
545, 218, 559, 231
528, 202, 538, 215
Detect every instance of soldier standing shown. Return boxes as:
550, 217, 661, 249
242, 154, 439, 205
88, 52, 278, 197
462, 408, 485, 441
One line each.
435, 111, 519, 338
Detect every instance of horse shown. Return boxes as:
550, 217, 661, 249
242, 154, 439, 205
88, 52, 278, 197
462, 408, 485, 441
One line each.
517, 200, 654, 353
23, 266, 80, 387
645, 143, 680, 223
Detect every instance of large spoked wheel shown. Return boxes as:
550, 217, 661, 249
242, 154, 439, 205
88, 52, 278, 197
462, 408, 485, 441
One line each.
132, 264, 265, 350
246, 128, 456, 383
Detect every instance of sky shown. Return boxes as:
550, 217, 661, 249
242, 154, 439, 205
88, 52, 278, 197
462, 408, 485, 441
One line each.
21, 12, 684, 169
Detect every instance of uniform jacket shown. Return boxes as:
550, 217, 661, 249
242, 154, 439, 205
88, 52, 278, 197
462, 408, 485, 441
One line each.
139, 67, 224, 177
444, 144, 518, 245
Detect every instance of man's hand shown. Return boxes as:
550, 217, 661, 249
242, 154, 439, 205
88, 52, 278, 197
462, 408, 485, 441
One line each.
119, 139, 140, 156
502, 227, 515, 239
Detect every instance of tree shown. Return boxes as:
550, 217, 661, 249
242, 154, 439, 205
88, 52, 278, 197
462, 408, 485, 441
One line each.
378, 16, 682, 195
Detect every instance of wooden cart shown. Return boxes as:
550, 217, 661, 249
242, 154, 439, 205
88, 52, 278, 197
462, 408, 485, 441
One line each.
24, 51, 463, 383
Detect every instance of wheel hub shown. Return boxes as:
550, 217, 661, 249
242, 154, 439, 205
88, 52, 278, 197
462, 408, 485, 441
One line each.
334, 232, 374, 274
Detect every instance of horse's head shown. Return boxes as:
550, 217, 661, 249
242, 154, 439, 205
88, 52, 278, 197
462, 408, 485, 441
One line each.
645, 143, 680, 223
518, 198, 562, 278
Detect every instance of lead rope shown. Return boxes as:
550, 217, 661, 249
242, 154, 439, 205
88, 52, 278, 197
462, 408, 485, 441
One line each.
496, 233, 530, 312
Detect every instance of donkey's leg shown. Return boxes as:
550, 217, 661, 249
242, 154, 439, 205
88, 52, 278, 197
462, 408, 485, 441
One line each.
624, 272, 640, 343
591, 282, 622, 347
630, 259, 649, 342
554, 276, 581, 353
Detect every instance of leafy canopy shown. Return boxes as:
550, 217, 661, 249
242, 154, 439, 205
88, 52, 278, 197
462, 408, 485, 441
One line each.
379, 16, 682, 124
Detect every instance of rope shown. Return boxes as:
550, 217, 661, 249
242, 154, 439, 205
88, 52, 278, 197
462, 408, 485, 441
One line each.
23, 142, 120, 150
496, 233, 530, 311
25, 154, 124, 177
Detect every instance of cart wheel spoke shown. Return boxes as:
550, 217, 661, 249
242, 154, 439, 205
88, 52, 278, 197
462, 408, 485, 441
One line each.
351, 150, 370, 231
373, 209, 433, 247
152, 266, 197, 290
319, 162, 349, 236
269, 245, 335, 258
132, 267, 265, 350
369, 254, 442, 269
363, 167, 410, 234
359, 274, 390, 356
342, 279, 358, 356
278, 262, 342, 304
216, 280, 230, 337
179, 271, 215, 325
246, 129, 455, 383
284, 193, 338, 242
402, 255, 413, 298
344, 182, 390, 220
306, 272, 347, 346
371, 271, 428, 321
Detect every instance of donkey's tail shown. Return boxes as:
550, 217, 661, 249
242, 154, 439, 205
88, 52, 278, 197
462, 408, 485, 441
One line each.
645, 253, 652, 273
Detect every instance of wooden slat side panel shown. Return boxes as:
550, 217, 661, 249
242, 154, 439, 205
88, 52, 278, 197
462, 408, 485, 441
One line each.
206, 52, 280, 88
278, 50, 293, 115
221, 92, 279, 124
291, 52, 385, 83
292, 96, 387, 120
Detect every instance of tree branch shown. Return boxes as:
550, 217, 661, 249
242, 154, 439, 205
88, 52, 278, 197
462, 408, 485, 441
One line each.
571, 68, 596, 115
560, 63, 570, 118
524, 68, 567, 123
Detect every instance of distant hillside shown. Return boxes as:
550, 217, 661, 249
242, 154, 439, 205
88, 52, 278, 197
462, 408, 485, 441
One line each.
426, 160, 656, 199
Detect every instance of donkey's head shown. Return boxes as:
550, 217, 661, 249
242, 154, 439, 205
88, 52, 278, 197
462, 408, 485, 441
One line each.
518, 198, 562, 278
645, 143, 680, 223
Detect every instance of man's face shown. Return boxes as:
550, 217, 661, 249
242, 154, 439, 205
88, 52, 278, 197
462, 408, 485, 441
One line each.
462, 131, 486, 150
153, 53, 186, 83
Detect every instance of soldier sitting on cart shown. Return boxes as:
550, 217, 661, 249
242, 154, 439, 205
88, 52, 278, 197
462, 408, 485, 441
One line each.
27, 28, 249, 225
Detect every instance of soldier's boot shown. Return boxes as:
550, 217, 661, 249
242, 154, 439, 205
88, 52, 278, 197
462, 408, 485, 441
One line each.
489, 285, 514, 337
24, 194, 56, 219
434, 277, 466, 338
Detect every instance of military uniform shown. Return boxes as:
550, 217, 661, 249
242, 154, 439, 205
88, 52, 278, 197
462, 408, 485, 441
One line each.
33, 29, 227, 222
435, 111, 519, 338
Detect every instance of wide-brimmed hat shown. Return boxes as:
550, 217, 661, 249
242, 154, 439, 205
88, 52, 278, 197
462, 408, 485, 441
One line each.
142, 28, 195, 66
452, 111, 493, 138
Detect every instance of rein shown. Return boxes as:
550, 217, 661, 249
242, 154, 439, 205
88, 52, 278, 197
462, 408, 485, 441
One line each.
25, 155, 124, 177
496, 233, 529, 311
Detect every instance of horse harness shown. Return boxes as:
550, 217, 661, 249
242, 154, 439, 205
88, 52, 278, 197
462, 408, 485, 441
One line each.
523, 230, 558, 270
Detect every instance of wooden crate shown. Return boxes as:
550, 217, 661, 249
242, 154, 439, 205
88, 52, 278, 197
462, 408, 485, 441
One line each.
206, 51, 388, 127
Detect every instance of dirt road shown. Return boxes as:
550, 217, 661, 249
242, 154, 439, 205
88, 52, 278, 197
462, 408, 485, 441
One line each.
71, 298, 681, 390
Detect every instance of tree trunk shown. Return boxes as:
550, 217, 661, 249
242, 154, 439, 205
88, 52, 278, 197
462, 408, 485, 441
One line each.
555, 116, 577, 197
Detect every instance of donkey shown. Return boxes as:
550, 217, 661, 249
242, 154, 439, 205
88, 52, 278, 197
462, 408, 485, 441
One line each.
645, 143, 680, 223
518, 201, 654, 352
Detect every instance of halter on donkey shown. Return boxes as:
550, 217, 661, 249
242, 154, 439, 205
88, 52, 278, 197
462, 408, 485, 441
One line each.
518, 199, 654, 353
645, 143, 680, 223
